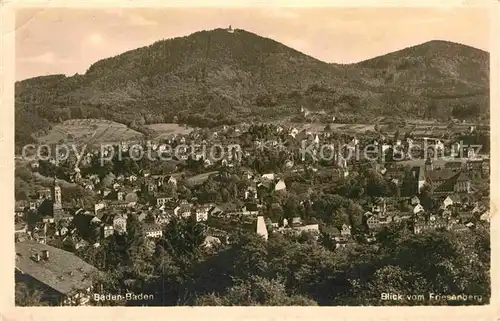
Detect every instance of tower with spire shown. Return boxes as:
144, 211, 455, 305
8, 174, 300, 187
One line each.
52, 177, 63, 221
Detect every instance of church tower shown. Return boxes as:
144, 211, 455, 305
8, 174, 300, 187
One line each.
52, 177, 63, 220
52, 177, 62, 206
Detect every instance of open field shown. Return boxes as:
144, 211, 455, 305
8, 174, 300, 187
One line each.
291, 123, 376, 134
185, 171, 219, 186
36, 119, 144, 145
146, 123, 195, 140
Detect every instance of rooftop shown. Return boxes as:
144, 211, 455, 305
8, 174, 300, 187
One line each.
426, 169, 462, 181
15, 241, 99, 296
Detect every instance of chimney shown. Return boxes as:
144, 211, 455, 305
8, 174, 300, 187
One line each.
32, 253, 41, 262
41, 249, 49, 260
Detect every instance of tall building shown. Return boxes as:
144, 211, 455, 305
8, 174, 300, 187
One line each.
51, 177, 64, 221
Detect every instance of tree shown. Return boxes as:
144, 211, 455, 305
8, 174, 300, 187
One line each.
394, 129, 400, 141
361, 265, 430, 305
389, 180, 401, 197
145, 212, 156, 224
365, 169, 389, 197
346, 201, 364, 231
282, 195, 300, 220
160, 217, 206, 261
194, 276, 317, 306
160, 183, 177, 198
124, 213, 154, 280
419, 183, 434, 211
15, 283, 47, 306
15, 189, 29, 201
228, 232, 269, 280
101, 173, 116, 188
268, 203, 284, 222
90, 271, 128, 306
331, 207, 349, 229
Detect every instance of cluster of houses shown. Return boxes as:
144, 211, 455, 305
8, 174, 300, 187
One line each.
15, 121, 490, 306
17, 123, 490, 247
363, 195, 489, 235
15, 164, 292, 248
378, 155, 489, 196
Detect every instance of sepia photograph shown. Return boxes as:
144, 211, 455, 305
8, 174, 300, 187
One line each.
9, 4, 494, 309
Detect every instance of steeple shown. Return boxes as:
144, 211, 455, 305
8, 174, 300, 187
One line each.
52, 176, 62, 210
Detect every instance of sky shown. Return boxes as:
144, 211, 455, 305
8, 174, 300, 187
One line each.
15, 7, 490, 81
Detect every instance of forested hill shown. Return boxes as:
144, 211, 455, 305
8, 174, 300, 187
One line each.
15, 28, 489, 147
354, 40, 489, 119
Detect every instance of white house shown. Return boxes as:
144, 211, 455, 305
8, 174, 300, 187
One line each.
413, 204, 424, 214
467, 147, 476, 159
341, 224, 351, 237
174, 204, 193, 218
193, 205, 210, 222
113, 215, 127, 234
480, 211, 490, 222
410, 196, 420, 206
442, 196, 454, 208
293, 224, 320, 236
144, 224, 163, 238
262, 173, 275, 181
203, 235, 221, 248
435, 140, 445, 153
274, 179, 286, 191
451, 142, 461, 157
289, 128, 299, 138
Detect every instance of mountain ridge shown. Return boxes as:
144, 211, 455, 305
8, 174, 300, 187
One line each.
16, 38, 488, 83
15, 28, 489, 147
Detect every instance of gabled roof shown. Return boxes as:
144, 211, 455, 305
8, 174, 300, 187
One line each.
208, 206, 224, 215
244, 203, 259, 211
143, 223, 162, 232
455, 172, 471, 182
294, 224, 320, 232
176, 203, 193, 212
426, 169, 460, 181
15, 242, 99, 295
322, 226, 340, 235
445, 161, 463, 169
195, 204, 213, 212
